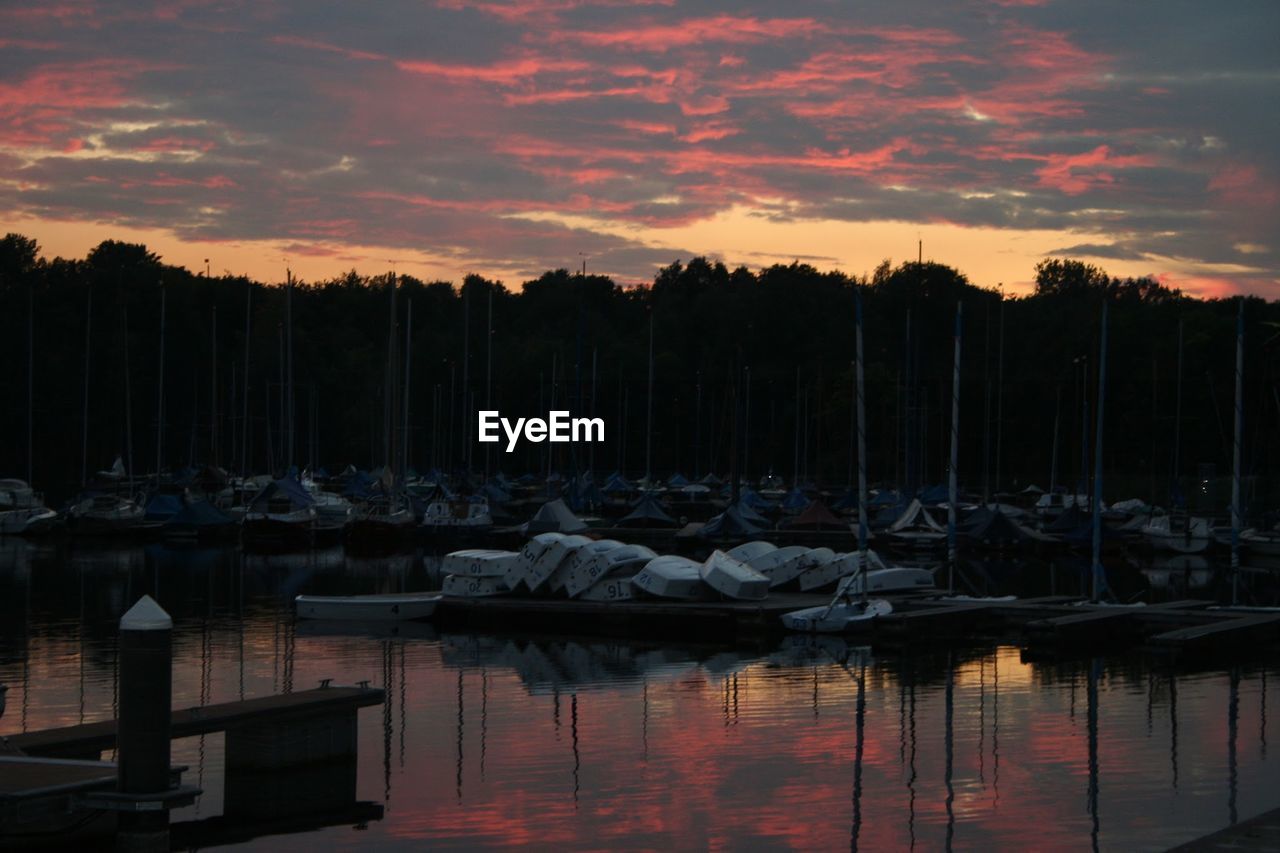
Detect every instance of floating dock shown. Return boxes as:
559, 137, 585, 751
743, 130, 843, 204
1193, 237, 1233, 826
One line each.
431, 593, 1280, 658
8, 684, 385, 759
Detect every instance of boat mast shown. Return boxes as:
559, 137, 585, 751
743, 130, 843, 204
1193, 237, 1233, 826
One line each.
995, 285, 1005, 498
123, 304, 134, 497
1091, 300, 1109, 602
855, 289, 870, 606
403, 296, 413, 485
1231, 299, 1244, 605
241, 281, 251, 477
1172, 320, 1183, 507
211, 305, 218, 467
27, 282, 33, 486
81, 282, 92, 487
645, 310, 654, 487
947, 302, 963, 592
153, 279, 166, 479
286, 270, 294, 473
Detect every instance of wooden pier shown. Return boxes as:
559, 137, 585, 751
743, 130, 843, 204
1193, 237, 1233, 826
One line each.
7, 685, 385, 760
432, 593, 1280, 659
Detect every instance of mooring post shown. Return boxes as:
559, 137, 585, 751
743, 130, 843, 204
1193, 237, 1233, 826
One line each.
117, 594, 173, 852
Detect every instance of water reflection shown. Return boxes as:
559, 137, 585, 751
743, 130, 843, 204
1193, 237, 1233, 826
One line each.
0, 546, 1279, 850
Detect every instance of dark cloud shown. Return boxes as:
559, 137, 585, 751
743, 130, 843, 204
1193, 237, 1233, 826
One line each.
0, 0, 1275, 292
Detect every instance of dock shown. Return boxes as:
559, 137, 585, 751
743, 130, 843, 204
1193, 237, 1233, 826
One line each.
8, 685, 385, 760
1167, 805, 1280, 851
432, 593, 1280, 659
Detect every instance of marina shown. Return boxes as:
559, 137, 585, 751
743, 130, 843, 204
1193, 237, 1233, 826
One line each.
1, 539, 1279, 848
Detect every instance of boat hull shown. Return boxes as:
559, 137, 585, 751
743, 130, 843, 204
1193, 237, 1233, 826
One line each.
295, 593, 440, 621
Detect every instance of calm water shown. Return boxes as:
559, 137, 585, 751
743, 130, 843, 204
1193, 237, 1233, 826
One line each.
1, 539, 1278, 851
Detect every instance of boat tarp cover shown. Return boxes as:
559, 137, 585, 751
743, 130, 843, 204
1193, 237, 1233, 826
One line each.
831, 488, 859, 511
699, 506, 766, 540
785, 499, 847, 530
698, 473, 723, 486
603, 473, 635, 494
528, 498, 588, 533
781, 488, 810, 512
889, 499, 947, 533
251, 476, 315, 510
144, 493, 184, 521
167, 500, 233, 528
735, 499, 770, 525
480, 482, 512, 504
961, 507, 1033, 545
667, 473, 690, 488
618, 495, 679, 528
918, 484, 951, 505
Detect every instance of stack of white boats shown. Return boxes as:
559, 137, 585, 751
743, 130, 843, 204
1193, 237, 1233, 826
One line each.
435, 533, 934, 605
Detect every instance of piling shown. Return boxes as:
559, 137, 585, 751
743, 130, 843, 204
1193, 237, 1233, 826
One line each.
116, 595, 173, 853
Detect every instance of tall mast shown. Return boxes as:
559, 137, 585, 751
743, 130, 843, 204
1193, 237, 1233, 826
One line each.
155, 281, 166, 478
486, 286, 493, 478
123, 304, 134, 496
27, 282, 33, 485
81, 282, 92, 487
211, 305, 218, 466
462, 283, 470, 475
285, 270, 294, 472
1091, 300, 1109, 602
403, 297, 413, 483
645, 310, 654, 486
1231, 299, 1244, 605
1172, 320, 1184, 505
995, 287, 1005, 498
855, 289, 870, 605
241, 281, 251, 476
947, 302, 963, 591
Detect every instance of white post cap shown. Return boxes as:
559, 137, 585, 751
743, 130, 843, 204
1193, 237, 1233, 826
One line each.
120, 595, 173, 631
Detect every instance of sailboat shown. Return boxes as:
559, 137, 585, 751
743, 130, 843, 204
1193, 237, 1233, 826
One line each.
1143, 319, 1211, 554
0, 479, 58, 535
782, 289, 896, 632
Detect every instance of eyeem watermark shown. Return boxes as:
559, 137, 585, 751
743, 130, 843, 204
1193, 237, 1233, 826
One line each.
478, 410, 605, 452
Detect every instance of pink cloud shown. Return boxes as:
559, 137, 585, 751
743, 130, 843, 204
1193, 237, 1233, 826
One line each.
1208, 164, 1279, 209
396, 56, 591, 84
557, 15, 831, 53
270, 34, 388, 63
1035, 145, 1154, 194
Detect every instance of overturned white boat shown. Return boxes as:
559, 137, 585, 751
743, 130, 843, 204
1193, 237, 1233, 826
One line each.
725, 541, 777, 564
631, 555, 704, 600
504, 532, 565, 590
549, 539, 621, 593
700, 550, 770, 600
794, 548, 852, 592
525, 534, 593, 592
442, 574, 509, 597
836, 565, 935, 595
295, 592, 441, 621
743, 545, 812, 587
565, 543, 657, 598
577, 574, 638, 602
440, 549, 520, 577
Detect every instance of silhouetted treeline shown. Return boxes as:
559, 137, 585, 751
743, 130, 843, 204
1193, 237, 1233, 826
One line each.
1, 233, 1277, 514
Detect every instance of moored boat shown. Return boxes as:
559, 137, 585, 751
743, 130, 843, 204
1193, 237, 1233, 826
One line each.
295, 592, 441, 621
699, 549, 769, 600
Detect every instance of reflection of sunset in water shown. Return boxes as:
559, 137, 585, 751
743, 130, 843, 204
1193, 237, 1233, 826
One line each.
1, 549, 1277, 850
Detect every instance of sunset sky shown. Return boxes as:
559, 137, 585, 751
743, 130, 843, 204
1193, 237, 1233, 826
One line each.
2, 0, 1277, 296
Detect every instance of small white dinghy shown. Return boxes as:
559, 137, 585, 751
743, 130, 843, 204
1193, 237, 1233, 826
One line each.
549, 539, 621, 593
700, 550, 770, 600
794, 548, 850, 591
295, 592, 441, 621
577, 573, 638, 601
750, 545, 821, 588
836, 566, 935, 595
526, 534, 593, 592
440, 549, 520, 577
564, 543, 656, 598
631, 555, 705, 600
442, 574, 509, 597
725, 541, 777, 563
781, 598, 893, 633
505, 532, 566, 590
